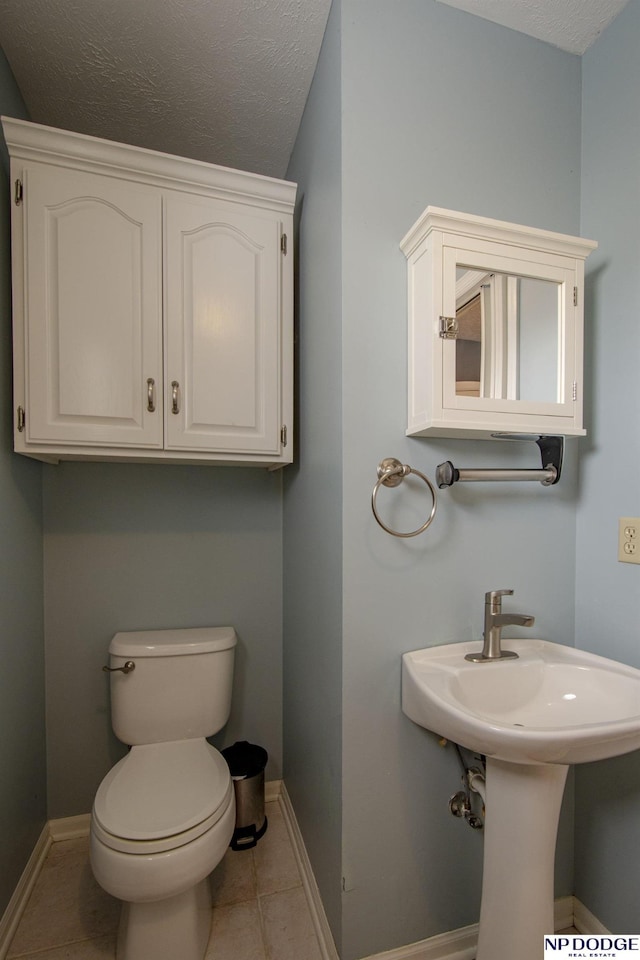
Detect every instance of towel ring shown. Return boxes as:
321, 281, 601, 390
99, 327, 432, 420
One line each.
371, 458, 437, 538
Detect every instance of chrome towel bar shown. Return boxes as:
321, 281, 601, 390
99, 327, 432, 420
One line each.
436, 436, 564, 488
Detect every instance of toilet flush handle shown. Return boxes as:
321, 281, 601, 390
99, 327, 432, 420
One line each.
102, 660, 136, 675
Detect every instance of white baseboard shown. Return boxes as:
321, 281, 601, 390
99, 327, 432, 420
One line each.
0, 823, 51, 960
358, 923, 478, 960
0, 791, 610, 960
265, 778, 282, 803
279, 783, 340, 960
49, 813, 92, 841
555, 895, 576, 932
356, 895, 606, 960
573, 898, 611, 935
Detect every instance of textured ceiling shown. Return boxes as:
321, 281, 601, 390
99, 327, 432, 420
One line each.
0, 0, 331, 178
435, 0, 630, 55
0, 0, 630, 179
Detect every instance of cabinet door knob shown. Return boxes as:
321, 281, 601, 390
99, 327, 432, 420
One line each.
171, 380, 180, 415
146, 378, 156, 413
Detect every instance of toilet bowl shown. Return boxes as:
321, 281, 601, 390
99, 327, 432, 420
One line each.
90, 627, 238, 960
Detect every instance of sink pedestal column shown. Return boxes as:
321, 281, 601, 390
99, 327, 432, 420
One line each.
476, 758, 569, 960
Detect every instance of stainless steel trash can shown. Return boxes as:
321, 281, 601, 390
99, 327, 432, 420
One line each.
221, 741, 268, 850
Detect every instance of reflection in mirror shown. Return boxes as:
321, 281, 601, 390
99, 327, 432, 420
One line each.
455, 268, 560, 403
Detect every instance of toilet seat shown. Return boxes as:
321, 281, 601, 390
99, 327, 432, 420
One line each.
92, 739, 232, 855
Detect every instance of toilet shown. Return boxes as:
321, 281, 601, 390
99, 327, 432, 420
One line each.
90, 626, 237, 960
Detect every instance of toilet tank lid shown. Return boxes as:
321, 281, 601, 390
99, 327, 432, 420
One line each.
109, 626, 237, 657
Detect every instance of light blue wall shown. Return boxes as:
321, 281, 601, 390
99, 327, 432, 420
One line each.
0, 49, 46, 916
43, 462, 285, 817
341, 5, 581, 956
576, 0, 640, 931
284, 0, 344, 942
288, 2, 583, 957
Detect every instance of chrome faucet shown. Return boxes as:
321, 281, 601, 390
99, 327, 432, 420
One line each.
465, 589, 535, 663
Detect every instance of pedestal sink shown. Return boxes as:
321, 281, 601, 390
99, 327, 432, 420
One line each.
402, 639, 640, 960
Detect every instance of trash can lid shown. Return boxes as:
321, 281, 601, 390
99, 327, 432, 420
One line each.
221, 740, 268, 779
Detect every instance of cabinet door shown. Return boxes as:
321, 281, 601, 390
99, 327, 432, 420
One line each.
21, 163, 163, 447
164, 193, 282, 454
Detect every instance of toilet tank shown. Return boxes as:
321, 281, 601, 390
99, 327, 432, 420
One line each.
107, 627, 237, 746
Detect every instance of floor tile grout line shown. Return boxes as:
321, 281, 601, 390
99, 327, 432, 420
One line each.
256, 878, 304, 902
255, 889, 272, 960
8, 932, 112, 959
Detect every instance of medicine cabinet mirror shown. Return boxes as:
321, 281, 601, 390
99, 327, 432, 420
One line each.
401, 207, 597, 439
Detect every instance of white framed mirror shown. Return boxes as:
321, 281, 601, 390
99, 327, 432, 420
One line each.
454, 268, 560, 403
401, 207, 597, 439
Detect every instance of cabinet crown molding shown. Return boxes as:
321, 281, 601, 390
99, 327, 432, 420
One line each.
400, 206, 597, 262
1, 116, 297, 215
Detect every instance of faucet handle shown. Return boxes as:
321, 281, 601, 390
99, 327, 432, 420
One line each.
485, 589, 514, 605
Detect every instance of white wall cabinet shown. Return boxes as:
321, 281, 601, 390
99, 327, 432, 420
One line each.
401, 207, 597, 439
3, 117, 296, 467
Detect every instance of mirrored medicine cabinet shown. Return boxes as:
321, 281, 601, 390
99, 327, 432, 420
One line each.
400, 207, 597, 439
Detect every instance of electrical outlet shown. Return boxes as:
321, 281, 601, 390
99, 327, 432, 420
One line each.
618, 517, 640, 564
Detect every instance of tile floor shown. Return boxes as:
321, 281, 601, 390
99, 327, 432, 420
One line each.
7, 800, 324, 960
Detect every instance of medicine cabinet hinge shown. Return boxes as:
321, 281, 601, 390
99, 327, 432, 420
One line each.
280, 425, 288, 447
14, 179, 23, 205
439, 316, 459, 340
573, 286, 578, 306
280, 233, 288, 256
16, 405, 25, 432
572, 381, 578, 402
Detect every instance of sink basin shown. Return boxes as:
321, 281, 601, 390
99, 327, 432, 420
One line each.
402, 639, 640, 764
